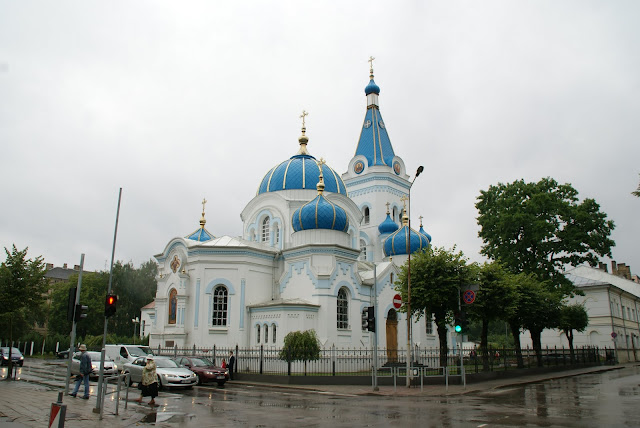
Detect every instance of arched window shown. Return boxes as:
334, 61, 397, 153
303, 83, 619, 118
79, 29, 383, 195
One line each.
363, 207, 370, 225
392, 207, 398, 222
274, 223, 280, 245
272, 324, 276, 343
257, 325, 261, 343
212, 286, 228, 326
264, 324, 269, 343
261, 217, 270, 243
337, 287, 349, 329
360, 240, 367, 260
426, 314, 433, 335
168, 289, 177, 324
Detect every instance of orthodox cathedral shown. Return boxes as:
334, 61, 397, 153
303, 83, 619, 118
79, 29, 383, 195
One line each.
145, 63, 437, 352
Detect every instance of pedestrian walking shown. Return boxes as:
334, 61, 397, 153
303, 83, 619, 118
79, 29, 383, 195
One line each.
228, 350, 235, 380
70, 344, 92, 399
135, 356, 158, 406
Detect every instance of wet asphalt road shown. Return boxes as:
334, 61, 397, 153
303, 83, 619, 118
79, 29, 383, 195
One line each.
138, 365, 640, 427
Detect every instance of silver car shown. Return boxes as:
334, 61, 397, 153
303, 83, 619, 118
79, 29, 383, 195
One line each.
71, 351, 118, 379
122, 356, 197, 389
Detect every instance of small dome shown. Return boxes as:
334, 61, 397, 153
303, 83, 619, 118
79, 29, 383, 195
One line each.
419, 225, 432, 243
378, 213, 399, 235
383, 224, 430, 257
186, 227, 214, 242
365, 78, 380, 95
292, 194, 349, 233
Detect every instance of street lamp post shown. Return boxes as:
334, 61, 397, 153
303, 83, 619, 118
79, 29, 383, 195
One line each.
406, 165, 424, 387
132, 317, 140, 344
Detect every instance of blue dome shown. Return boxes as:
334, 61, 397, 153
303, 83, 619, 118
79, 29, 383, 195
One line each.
186, 227, 214, 242
378, 213, 399, 235
419, 225, 432, 243
383, 224, 430, 257
292, 194, 349, 233
258, 154, 347, 195
365, 78, 380, 95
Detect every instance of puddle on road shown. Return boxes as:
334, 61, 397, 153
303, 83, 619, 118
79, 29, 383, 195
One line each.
139, 411, 196, 424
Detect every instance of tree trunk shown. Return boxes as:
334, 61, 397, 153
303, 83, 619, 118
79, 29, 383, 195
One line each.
480, 318, 490, 371
436, 323, 449, 369
567, 329, 575, 364
509, 322, 524, 368
531, 329, 543, 367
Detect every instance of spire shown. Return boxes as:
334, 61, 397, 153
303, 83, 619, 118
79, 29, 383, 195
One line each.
186, 198, 214, 242
316, 158, 326, 195
354, 58, 396, 167
297, 110, 310, 155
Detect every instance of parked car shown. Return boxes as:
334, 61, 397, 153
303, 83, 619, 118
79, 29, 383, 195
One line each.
173, 356, 229, 386
105, 344, 153, 369
56, 348, 70, 359
0, 347, 24, 366
70, 351, 118, 379
541, 353, 567, 364
122, 356, 197, 389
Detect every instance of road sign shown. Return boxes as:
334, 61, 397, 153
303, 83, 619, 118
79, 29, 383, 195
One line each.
393, 294, 402, 309
611, 332, 617, 338
463, 290, 476, 304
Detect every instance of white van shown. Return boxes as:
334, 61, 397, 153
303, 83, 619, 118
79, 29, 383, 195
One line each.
105, 344, 153, 371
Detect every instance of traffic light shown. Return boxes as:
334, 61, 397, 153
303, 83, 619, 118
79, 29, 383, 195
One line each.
362, 308, 369, 331
67, 287, 77, 322
105, 294, 117, 317
74, 304, 88, 322
454, 311, 467, 334
367, 306, 375, 332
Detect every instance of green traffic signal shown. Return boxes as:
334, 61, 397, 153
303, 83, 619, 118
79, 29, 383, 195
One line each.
455, 324, 462, 333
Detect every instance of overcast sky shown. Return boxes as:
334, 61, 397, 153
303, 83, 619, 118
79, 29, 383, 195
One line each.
1, 1, 638, 275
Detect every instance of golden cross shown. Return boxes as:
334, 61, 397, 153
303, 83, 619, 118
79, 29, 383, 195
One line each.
317, 158, 326, 167
400, 195, 408, 211
385, 202, 390, 214
419, 215, 423, 226
368, 56, 375, 73
201, 198, 207, 214
300, 110, 308, 128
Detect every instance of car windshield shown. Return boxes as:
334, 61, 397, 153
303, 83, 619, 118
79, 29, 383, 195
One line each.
153, 358, 178, 368
1, 347, 21, 354
138, 346, 153, 355
189, 358, 210, 367
128, 347, 150, 357
86, 352, 112, 361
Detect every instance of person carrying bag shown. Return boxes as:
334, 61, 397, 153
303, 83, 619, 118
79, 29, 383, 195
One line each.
135, 357, 158, 406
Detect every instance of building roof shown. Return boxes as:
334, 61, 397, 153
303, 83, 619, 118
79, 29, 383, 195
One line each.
248, 298, 320, 309
141, 301, 155, 310
565, 265, 640, 298
45, 267, 80, 281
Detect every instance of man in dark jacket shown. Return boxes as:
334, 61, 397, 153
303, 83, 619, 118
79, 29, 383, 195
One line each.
228, 351, 235, 380
70, 344, 92, 399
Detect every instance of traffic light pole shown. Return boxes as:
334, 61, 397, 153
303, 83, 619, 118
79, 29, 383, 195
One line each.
94, 188, 122, 415
64, 254, 85, 395
457, 287, 465, 387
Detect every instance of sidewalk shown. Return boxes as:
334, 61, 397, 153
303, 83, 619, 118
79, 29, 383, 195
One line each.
0, 363, 628, 427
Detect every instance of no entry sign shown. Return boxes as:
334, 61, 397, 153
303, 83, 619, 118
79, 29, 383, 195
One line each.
463, 290, 476, 304
393, 294, 402, 309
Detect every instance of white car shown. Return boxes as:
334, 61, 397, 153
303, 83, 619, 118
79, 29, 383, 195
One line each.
122, 356, 197, 389
71, 351, 118, 379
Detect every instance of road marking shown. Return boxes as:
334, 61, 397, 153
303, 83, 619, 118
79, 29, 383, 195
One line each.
477, 424, 488, 427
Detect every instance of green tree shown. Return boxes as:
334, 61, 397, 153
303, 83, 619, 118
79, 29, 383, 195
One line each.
507, 274, 562, 367
47, 260, 157, 338
279, 330, 321, 375
633, 174, 640, 197
396, 246, 476, 368
468, 262, 517, 371
476, 177, 615, 294
0, 245, 48, 377
557, 303, 589, 363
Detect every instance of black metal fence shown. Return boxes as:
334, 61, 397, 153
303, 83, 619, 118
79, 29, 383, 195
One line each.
149, 344, 612, 376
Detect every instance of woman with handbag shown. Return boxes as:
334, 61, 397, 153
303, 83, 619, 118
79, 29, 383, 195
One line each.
135, 357, 158, 406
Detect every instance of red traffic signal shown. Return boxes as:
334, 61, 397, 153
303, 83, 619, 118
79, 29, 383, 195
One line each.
105, 294, 117, 318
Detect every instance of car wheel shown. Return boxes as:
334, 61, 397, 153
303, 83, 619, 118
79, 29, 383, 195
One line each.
196, 375, 203, 386
217, 381, 226, 387
185, 385, 193, 390
19, 362, 23, 367
123, 372, 133, 386
157, 376, 163, 390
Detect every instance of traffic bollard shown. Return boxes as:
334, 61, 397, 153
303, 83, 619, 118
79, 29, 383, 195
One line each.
49, 392, 66, 428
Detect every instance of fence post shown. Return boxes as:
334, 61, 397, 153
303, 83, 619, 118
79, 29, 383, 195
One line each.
260, 345, 263, 375
193, 343, 196, 355
287, 348, 291, 376
41, 339, 46, 355
213, 344, 217, 366
174, 344, 177, 358
332, 344, 336, 377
